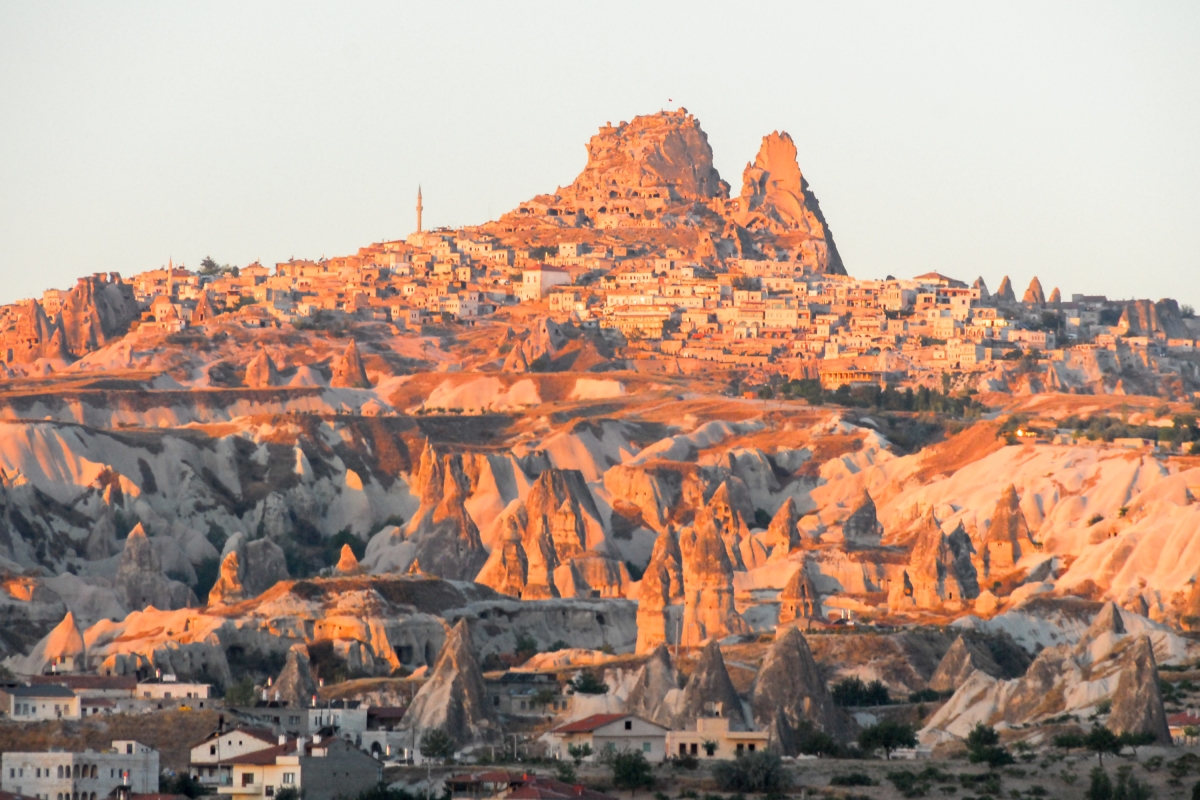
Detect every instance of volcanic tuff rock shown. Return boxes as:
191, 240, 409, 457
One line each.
1048, 287, 1061, 304
678, 511, 749, 647
731, 131, 845, 274
752, 626, 847, 750
705, 480, 753, 570
115, 524, 196, 611
625, 643, 680, 727
331, 339, 371, 388
207, 551, 246, 606
928, 635, 1008, 692
676, 639, 747, 731
842, 488, 882, 546
983, 485, 1035, 576
244, 351, 282, 388
778, 559, 821, 624
1107, 635, 1171, 744
568, 110, 729, 204
405, 444, 489, 581
58, 275, 138, 357
995, 276, 1016, 303
765, 497, 802, 559
1022, 277, 1046, 305
272, 644, 319, 709
400, 618, 497, 746
635, 528, 685, 652
219, 533, 290, 600
901, 513, 978, 610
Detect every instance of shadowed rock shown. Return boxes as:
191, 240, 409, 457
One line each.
273, 645, 318, 709
752, 626, 847, 749
331, 339, 370, 388
1108, 635, 1171, 744
399, 619, 496, 746
626, 643, 679, 727
675, 639, 747, 731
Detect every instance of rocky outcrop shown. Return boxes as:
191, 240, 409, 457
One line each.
1022, 277, 1046, 305
1118, 298, 1189, 339
335, 545, 362, 575
731, 131, 845, 274
502, 318, 569, 373
705, 480, 753, 570
115, 524, 195, 611
675, 640, 747, 731
207, 551, 246, 606
568, 110, 728, 204
244, 352, 282, 388
778, 559, 820, 624
679, 511, 749, 647
1048, 287, 1061, 304
905, 514, 978, 608
765, 497, 801, 559
219, 533, 290, 600
929, 636, 1005, 692
983, 485, 1034, 576
635, 528, 684, 652
477, 467, 624, 598
13, 611, 88, 675
843, 489, 882, 546
405, 444, 489, 581
973, 277, 990, 301
995, 276, 1016, 303
400, 619, 497, 746
752, 627, 846, 750
272, 645, 318, 709
626, 643, 679, 727
1108, 635, 1171, 744
58, 274, 137, 357
330, 339, 370, 388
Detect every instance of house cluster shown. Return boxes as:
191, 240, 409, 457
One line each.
0, 674, 212, 721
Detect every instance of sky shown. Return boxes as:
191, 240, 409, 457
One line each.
1, 2, 1199, 308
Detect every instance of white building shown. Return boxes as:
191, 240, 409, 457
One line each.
135, 677, 211, 701
517, 268, 572, 301
665, 717, 770, 760
1, 740, 158, 800
0, 685, 80, 721
217, 735, 380, 800
547, 714, 668, 762
189, 728, 280, 789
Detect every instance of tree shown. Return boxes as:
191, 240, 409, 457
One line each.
1192, 779, 1200, 800
567, 743, 592, 766
701, 739, 718, 757
514, 633, 538, 660
553, 761, 576, 783
1117, 731, 1156, 759
160, 773, 204, 798
531, 687, 557, 712
419, 729, 457, 763
966, 723, 1014, 768
1053, 731, 1086, 753
1085, 725, 1122, 765
857, 720, 917, 760
570, 671, 608, 695
199, 256, 221, 275
610, 750, 655, 795
713, 751, 792, 793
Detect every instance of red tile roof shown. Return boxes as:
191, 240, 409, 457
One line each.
551, 713, 628, 734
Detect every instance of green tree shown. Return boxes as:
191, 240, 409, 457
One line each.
1085, 725, 1122, 765
570, 671, 608, 695
611, 750, 655, 795
531, 687, 557, 711
713, 751, 792, 793
553, 761, 576, 783
1053, 731, 1086, 753
966, 723, 1015, 768
1117, 731, 1156, 759
419, 729, 457, 763
514, 633, 539, 660
857, 720, 917, 760
160, 773, 204, 798
701, 739, 718, 757
1191, 778, 1200, 800
567, 743, 593, 765
199, 256, 221, 275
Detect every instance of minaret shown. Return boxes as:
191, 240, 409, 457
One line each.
416, 186, 423, 234
167, 258, 174, 298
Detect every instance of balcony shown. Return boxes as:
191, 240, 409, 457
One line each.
218, 783, 262, 796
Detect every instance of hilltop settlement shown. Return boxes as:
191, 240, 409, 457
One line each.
0, 110, 1199, 800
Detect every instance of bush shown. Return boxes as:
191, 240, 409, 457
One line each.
223, 678, 256, 706
419, 729, 456, 762
830, 773, 877, 787
669, 753, 699, 770
570, 671, 608, 695
713, 751, 792, 793
966, 724, 1014, 768
553, 762, 576, 783
160, 773, 204, 798
833, 676, 892, 706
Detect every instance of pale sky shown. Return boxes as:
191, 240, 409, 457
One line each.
2, 2, 1198, 307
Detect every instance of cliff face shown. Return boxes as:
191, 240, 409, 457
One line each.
58, 275, 138, 357
731, 131, 845, 274
399, 618, 497, 746
405, 444, 489, 581
752, 626, 847, 748
569, 110, 729, 204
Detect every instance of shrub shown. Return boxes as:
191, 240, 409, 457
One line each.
713, 751, 792, 793
570, 671, 608, 695
859, 720, 918, 759
419, 729, 456, 762
611, 750, 656, 794
830, 772, 877, 787
833, 676, 892, 706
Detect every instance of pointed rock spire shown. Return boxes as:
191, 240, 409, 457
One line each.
626, 644, 679, 727
765, 497, 801, 559
273, 645, 318, 709
1048, 287, 1061, 304
399, 619, 497, 746
778, 559, 820, 623
207, 551, 246, 606
330, 339, 371, 388
636, 528, 684, 653
676, 639, 747, 730
335, 544, 362, 575
1022, 277, 1046, 305
679, 512, 749, 647
1108, 635, 1171, 744
995, 276, 1016, 303
752, 627, 846, 750
244, 351, 281, 388
43, 611, 87, 671
972, 276, 990, 301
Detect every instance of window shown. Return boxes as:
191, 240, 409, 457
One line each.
126, 745, 133, 755
282, 773, 295, 785
265, 788, 274, 797
624, 720, 632, 730
642, 743, 651, 753
242, 773, 255, 787
748, 744, 756, 752
210, 746, 217, 755
690, 743, 698, 756
736, 744, 744, 753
